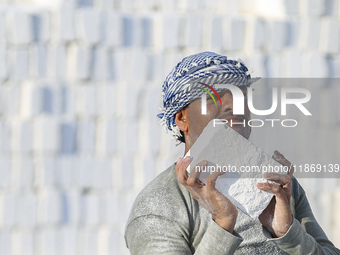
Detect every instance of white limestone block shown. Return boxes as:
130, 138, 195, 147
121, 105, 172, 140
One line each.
58, 226, 77, 255
16, 194, 37, 227
280, 50, 302, 78
9, 49, 29, 81
11, 155, 33, 190
110, 49, 125, 81
301, 52, 328, 78
153, 14, 181, 49
333, 188, 340, 229
32, 11, 50, 43
78, 229, 98, 255
82, 194, 99, 226
77, 119, 96, 154
55, 5, 75, 42
60, 122, 77, 154
113, 155, 134, 189
95, 0, 116, 9
185, 120, 282, 219
97, 227, 110, 255
55, 156, 74, 187
115, 85, 140, 119
139, 16, 153, 47
148, 53, 163, 82
108, 230, 120, 255
142, 0, 156, 10
66, 45, 91, 80
34, 156, 57, 187
223, 17, 245, 51
244, 52, 266, 78
6, 10, 32, 45
0, 122, 10, 154
75, 9, 101, 45
76, 157, 95, 187
0, 49, 7, 81
92, 46, 110, 81
265, 54, 281, 78
11, 231, 33, 255
37, 229, 57, 255
182, 15, 202, 47
253, 0, 286, 18
319, 18, 340, 54
130, 50, 149, 81
63, 190, 81, 224
122, 15, 135, 46
120, 0, 134, 11
0, 13, 5, 45
33, 117, 59, 153
177, 0, 202, 10
0, 157, 10, 189
0, 231, 11, 255
138, 118, 160, 156
38, 190, 62, 225
60, 85, 76, 118
0, 194, 16, 227
47, 45, 66, 81
96, 85, 116, 117
102, 192, 119, 225
136, 154, 156, 187
300, 0, 325, 16
96, 118, 117, 156
1, 86, 20, 116
267, 20, 288, 52
75, 85, 97, 117
95, 159, 112, 189
286, 19, 300, 47
208, 16, 223, 50
29, 44, 47, 79
116, 121, 138, 155
298, 19, 320, 50
103, 12, 123, 47
284, 0, 300, 15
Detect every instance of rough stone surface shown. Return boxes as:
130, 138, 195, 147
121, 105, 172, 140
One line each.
186, 120, 282, 219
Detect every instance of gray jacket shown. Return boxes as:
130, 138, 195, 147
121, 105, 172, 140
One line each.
125, 163, 340, 254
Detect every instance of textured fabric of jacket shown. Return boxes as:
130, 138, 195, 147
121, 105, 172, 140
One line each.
125, 163, 340, 255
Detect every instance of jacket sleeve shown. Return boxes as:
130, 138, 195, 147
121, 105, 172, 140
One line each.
266, 179, 340, 254
125, 214, 243, 255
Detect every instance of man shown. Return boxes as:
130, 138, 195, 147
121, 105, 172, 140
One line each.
125, 52, 340, 254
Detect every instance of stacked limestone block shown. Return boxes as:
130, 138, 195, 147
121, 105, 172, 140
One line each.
0, 0, 339, 254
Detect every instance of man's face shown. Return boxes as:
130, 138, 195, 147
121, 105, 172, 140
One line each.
187, 85, 251, 143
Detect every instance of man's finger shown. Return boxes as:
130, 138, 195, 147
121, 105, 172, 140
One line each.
273, 150, 294, 177
264, 173, 292, 187
257, 182, 287, 199
176, 157, 189, 184
187, 160, 207, 186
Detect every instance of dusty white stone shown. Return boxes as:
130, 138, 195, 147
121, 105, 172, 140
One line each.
11, 120, 32, 153
0, 48, 7, 81
185, 120, 282, 219
29, 43, 47, 79
75, 9, 102, 45
319, 18, 340, 54
223, 17, 245, 51
6, 10, 32, 45
298, 19, 320, 50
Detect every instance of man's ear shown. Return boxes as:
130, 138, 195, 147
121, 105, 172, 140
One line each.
174, 108, 189, 133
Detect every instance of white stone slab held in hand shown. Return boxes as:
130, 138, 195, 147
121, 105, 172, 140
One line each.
185, 119, 284, 219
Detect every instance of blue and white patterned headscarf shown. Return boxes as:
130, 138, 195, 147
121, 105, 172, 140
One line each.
157, 51, 259, 141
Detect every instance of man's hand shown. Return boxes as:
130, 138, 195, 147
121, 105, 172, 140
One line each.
257, 150, 294, 238
176, 156, 238, 233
